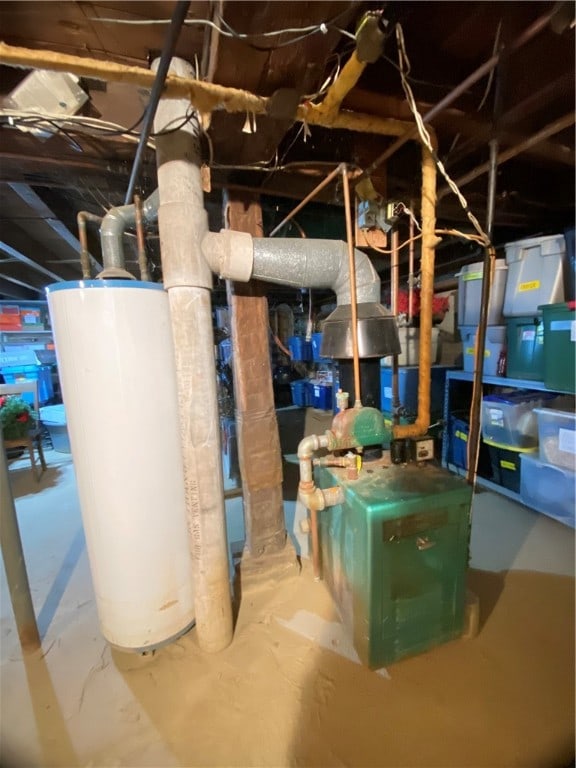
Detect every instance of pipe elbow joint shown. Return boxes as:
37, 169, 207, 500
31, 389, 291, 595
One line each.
298, 484, 327, 511
202, 230, 253, 282
297, 432, 331, 461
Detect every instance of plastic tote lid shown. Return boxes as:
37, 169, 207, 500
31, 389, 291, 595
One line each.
483, 392, 555, 405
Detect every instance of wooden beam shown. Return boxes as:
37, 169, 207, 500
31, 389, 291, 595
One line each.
225, 191, 286, 558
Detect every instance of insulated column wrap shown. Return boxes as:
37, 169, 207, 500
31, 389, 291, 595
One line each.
154, 57, 233, 653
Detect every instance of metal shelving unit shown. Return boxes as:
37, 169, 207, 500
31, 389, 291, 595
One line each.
442, 370, 575, 528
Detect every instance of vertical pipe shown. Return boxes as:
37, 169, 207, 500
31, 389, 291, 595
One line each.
467, 140, 498, 482
154, 57, 232, 653
124, 1, 191, 205
134, 195, 151, 281
391, 228, 400, 424
0, 430, 41, 652
393, 146, 437, 439
310, 508, 320, 580
342, 165, 362, 406
408, 203, 415, 325
77, 211, 102, 280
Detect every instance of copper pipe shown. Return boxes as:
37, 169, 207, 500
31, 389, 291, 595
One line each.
134, 194, 150, 281
438, 112, 575, 200
356, 7, 557, 183
268, 163, 344, 237
77, 211, 103, 279
342, 165, 362, 407
310, 507, 320, 580
391, 228, 400, 425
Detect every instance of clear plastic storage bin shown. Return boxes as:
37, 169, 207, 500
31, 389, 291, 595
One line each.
460, 325, 506, 376
481, 391, 553, 450
457, 259, 508, 325
534, 407, 576, 471
381, 326, 440, 366
503, 233, 566, 317
520, 453, 575, 528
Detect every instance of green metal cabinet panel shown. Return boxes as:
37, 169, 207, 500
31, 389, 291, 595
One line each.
316, 462, 473, 668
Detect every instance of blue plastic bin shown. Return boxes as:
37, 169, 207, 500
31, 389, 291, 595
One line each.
288, 336, 312, 362
311, 333, 330, 362
290, 380, 311, 407
1, 364, 54, 405
449, 417, 469, 470
311, 382, 332, 410
380, 366, 448, 417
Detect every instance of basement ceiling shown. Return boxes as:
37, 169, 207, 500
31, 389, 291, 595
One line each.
0, 0, 574, 300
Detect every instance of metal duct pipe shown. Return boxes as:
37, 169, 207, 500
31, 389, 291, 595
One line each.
100, 189, 159, 276
154, 57, 233, 654
251, 238, 380, 305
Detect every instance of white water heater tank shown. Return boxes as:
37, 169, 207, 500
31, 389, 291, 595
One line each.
47, 280, 194, 651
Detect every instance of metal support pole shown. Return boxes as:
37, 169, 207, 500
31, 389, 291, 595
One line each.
0, 433, 41, 651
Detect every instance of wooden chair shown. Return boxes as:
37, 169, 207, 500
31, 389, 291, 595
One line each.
1, 380, 47, 482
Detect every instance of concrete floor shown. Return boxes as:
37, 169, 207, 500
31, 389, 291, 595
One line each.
1, 448, 574, 767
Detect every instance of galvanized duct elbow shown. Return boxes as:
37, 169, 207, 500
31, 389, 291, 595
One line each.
100, 188, 160, 275
251, 238, 380, 305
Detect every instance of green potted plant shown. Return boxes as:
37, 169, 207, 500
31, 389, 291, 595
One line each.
0, 395, 35, 440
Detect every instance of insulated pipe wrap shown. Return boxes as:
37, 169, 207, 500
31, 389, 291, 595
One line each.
154, 56, 233, 653
251, 238, 380, 305
202, 230, 253, 282
393, 147, 438, 439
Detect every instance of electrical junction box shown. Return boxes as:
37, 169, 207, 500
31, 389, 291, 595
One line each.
410, 436, 435, 462
316, 460, 472, 668
357, 199, 392, 233
5, 70, 88, 138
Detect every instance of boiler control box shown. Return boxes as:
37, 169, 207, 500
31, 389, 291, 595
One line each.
410, 436, 435, 462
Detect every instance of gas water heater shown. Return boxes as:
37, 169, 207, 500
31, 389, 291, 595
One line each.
47, 280, 195, 652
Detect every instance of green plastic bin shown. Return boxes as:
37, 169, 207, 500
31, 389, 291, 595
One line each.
316, 462, 472, 668
541, 302, 576, 393
506, 316, 545, 381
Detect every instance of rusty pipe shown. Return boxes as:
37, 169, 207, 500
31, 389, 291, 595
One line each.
134, 195, 151, 281
342, 165, 362, 407
393, 147, 438, 439
77, 211, 103, 279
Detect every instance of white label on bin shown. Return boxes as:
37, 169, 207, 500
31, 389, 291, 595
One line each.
384, 386, 392, 399
558, 428, 576, 455
522, 329, 535, 341
488, 408, 504, 427
571, 321, 576, 342
550, 320, 572, 332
